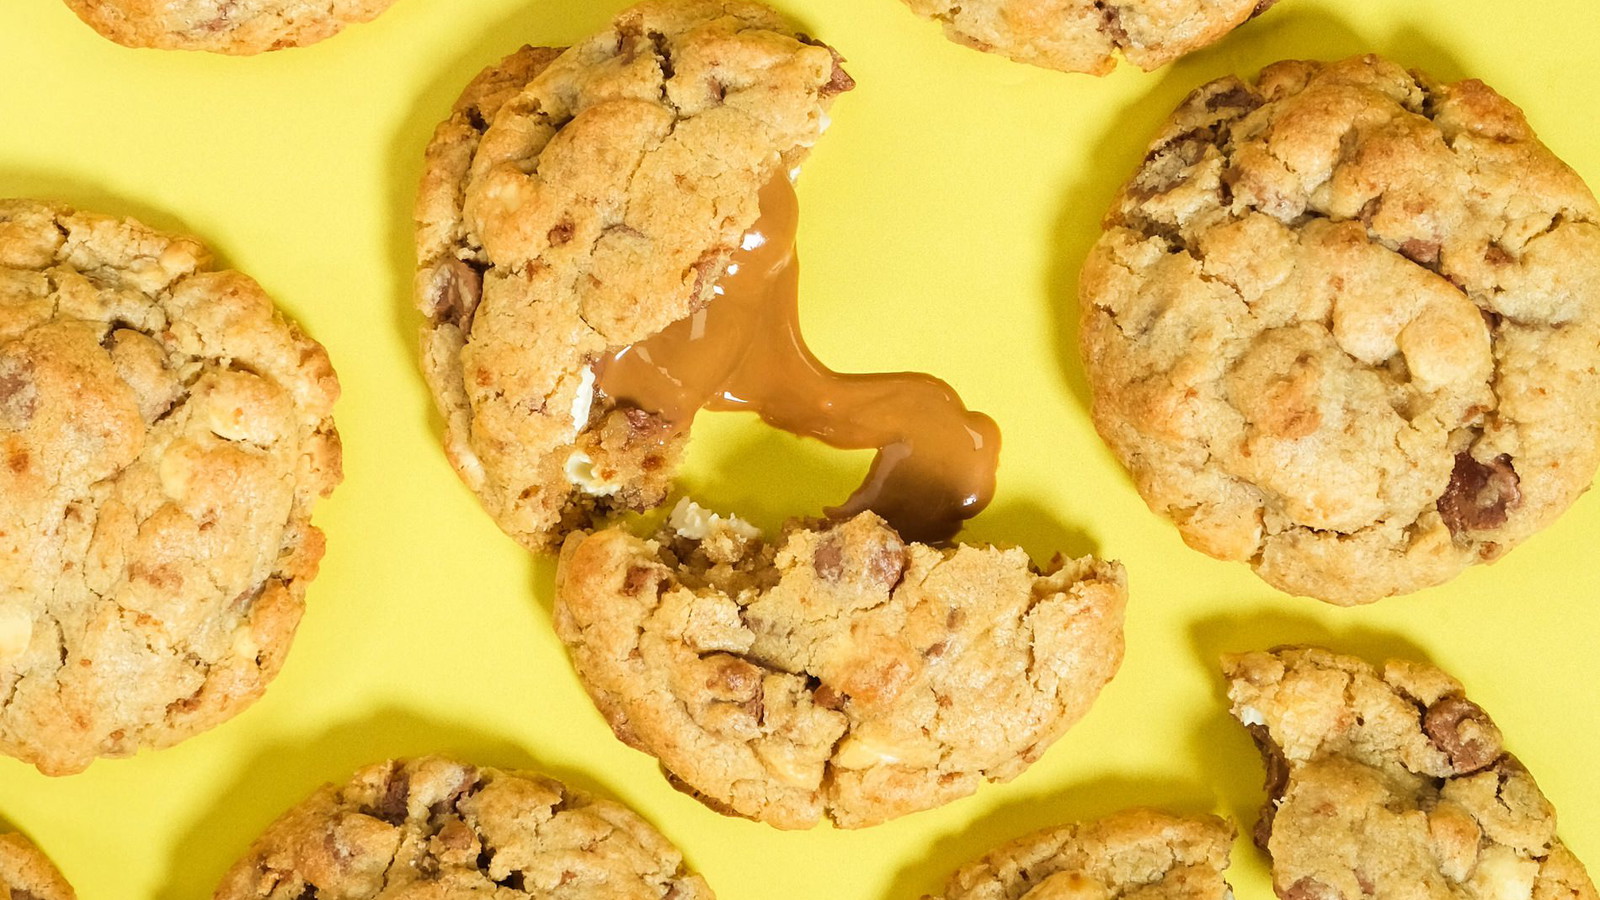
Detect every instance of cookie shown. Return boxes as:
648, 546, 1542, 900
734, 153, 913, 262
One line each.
213, 755, 715, 900
1079, 55, 1600, 604
928, 808, 1234, 900
60, 0, 399, 54
413, 0, 852, 552
0, 201, 341, 774
554, 503, 1127, 829
898, 0, 1278, 75
0, 833, 75, 900
1225, 646, 1598, 900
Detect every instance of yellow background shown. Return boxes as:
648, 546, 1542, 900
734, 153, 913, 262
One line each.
1, 0, 1598, 897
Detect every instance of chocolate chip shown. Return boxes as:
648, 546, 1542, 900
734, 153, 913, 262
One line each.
1437, 453, 1521, 536
1205, 84, 1264, 113
0, 356, 37, 426
1095, 0, 1130, 47
1250, 0, 1281, 16
1282, 877, 1344, 900
867, 540, 906, 590
425, 258, 483, 331
813, 539, 843, 581
622, 566, 656, 597
1485, 244, 1513, 266
548, 220, 575, 246
1246, 722, 1291, 853
813, 683, 845, 710
796, 36, 855, 98
366, 768, 411, 825
1400, 238, 1442, 267
1423, 695, 1503, 774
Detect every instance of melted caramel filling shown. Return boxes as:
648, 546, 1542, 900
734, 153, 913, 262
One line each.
595, 177, 999, 543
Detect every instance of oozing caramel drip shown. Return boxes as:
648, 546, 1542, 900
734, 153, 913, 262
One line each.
594, 176, 1000, 543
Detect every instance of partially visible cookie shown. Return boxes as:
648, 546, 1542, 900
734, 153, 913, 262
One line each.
554, 503, 1127, 829
1080, 55, 1600, 604
213, 755, 715, 900
414, 1, 852, 553
1225, 646, 1598, 900
899, 0, 1279, 75
0, 201, 341, 774
0, 833, 75, 900
61, 0, 399, 54
928, 808, 1234, 900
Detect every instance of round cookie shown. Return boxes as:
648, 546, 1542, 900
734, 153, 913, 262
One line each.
60, 0, 399, 54
1079, 55, 1600, 604
554, 503, 1127, 829
413, 0, 852, 553
214, 755, 715, 900
0, 201, 340, 774
1225, 646, 1598, 900
898, 0, 1279, 75
929, 808, 1234, 900
0, 833, 75, 900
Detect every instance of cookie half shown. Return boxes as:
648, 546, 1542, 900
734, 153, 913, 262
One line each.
214, 756, 714, 899
1225, 646, 1598, 900
554, 505, 1127, 829
414, 1, 852, 553
0, 833, 75, 900
61, 0, 400, 54
1079, 55, 1600, 604
929, 808, 1234, 900
0, 201, 341, 774
898, 0, 1279, 75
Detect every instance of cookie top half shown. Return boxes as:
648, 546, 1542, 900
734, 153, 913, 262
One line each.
0, 833, 74, 900
899, 0, 1278, 75
929, 808, 1234, 900
1080, 55, 1600, 604
0, 201, 341, 774
555, 506, 1127, 829
213, 756, 714, 900
414, 0, 852, 553
1225, 646, 1597, 900
61, 0, 399, 54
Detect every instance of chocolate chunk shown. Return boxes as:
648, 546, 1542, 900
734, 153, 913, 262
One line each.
548, 220, 575, 246
813, 539, 843, 581
366, 768, 411, 825
1251, 0, 1281, 17
1246, 722, 1290, 853
1205, 84, 1264, 113
796, 36, 855, 98
424, 258, 483, 331
1400, 238, 1442, 267
1438, 453, 1522, 536
867, 538, 907, 590
1095, 1, 1130, 47
1283, 877, 1344, 900
1423, 695, 1503, 774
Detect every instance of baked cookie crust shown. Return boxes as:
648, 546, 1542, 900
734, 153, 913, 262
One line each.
414, 1, 852, 553
1225, 646, 1598, 900
213, 755, 714, 899
0, 201, 340, 774
1079, 55, 1600, 604
61, 0, 399, 54
0, 833, 75, 900
929, 808, 1234, 900
554, 505, 1127, 829
899, 0, 1278, 75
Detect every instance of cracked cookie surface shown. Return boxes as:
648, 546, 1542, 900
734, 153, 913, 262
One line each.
414, 0, 851, 553
0, 833, 75, 900
0, 201, 340, 774
554, 506, 1127, 829
1225, 646, 1598, 900
61, 0, 399, 54
898, 0, 1277, 75
1079, 55, 1600, 604
929, 808, 1234, 900
214, 755, 714, 900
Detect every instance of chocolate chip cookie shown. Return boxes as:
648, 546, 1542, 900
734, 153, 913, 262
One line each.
928, 808, 1234, 900
414, 0, 851, 553
898, 0, 1279, 75
0, 833, 74, 900
213, 756, 714, 900
1225, 646, 1597, 900
554, 503, 1127, 829
61, 0, 399, 54
1079, 55, 1600, 604
0, 201, 341, 774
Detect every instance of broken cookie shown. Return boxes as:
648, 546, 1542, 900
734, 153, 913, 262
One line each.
0, 832, 74, 900
61, 0, 401, 54
555, 503, 1127, 829
0, 201, 341, 774
1225, 646, 1598, 900
213, 755, 714, 900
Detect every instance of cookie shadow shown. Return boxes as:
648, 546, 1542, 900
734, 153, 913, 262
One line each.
961, 498, 1100, 563
1046, 9, 1469, 417
382, 0, 639, 443
883, 774, 1220, 900
0, 168, 235, 270
1184, 610, 1438, 848
150, 706, 621, 900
